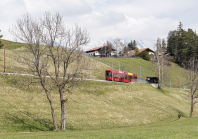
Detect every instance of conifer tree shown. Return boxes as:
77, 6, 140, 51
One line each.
127, 40, 134, 50
133, 40, 137, 48
0, 30, 3, 49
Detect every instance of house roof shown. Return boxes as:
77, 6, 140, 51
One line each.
123, 48, 154, 57
139, 48, 154, 53
85, 46, 117, 53
84, 46, 103, 53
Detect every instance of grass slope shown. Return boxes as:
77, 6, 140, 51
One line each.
0, 39, 189, 88
94, 57, 187, 87
0, 74, 197, 133
0, 39, 24, 49
1, 117, 198, 139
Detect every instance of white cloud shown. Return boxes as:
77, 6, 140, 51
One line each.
1, 0, 198, 41
24, 0, 92, 17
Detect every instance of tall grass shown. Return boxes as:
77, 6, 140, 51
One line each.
0, 74, 196, 133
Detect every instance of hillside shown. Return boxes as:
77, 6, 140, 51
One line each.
94, 57, 187, 87
0, 74, 197, 133
0, 39, 189, 88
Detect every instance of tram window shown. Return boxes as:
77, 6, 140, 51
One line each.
106, 72, 112, 77
115, 73, 118, 78
125, 75, 127, 79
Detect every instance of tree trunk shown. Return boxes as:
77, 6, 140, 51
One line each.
61, 101, 66, 130
49, 99, 58, 130
190, 94, 193, 117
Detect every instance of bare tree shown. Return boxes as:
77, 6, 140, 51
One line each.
183, 57, 198, 117
100, 41, 114, 57
153, 38, 168, 85
9, 12, 90, 130
113, 37, 126, 57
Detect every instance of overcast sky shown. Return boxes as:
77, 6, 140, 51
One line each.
1, 0, 198, 41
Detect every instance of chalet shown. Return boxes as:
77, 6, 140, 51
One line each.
84, 46, 117, 57
123, 48, 155, 58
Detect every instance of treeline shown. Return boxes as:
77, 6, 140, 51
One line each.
167, 22, 198, 64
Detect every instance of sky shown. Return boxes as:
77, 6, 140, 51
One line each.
1, 0, 198, 41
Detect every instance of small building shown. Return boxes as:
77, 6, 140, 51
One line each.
84, 46, 117, 57
146, 77, 159, 88
123, 48, 155, 58
146, 77, 159, 84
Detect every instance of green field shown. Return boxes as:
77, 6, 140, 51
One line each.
1, 117, 198, 139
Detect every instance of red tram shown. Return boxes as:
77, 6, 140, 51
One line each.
105, 70, 137, 83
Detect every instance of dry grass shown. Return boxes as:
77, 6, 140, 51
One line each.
0, 74, 197, 133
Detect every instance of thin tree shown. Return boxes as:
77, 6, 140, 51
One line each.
153, 38, 168, 85
183, 57, 198, 117
100, 41, 114, 57
113, 37, 123, 57
9, 12, 90, 130
0, 30, 3, 48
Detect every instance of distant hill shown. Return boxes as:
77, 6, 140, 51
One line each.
0, 39, 24, 49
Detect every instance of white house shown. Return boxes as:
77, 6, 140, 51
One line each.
84, 46, 117, 57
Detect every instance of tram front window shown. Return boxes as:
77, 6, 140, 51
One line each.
106, 72, 112, 77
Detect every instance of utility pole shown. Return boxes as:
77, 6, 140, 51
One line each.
81, 58, 82, 79
140, 66, 141, 80
112, 62, 113, 81
119, 61, 120, 72
118, 61, 120, 78
4, 41, 6, 72
105, 45, 106, 57
89, 55, 90, 79
170, 76, 171, 88
183, 78, 185, 89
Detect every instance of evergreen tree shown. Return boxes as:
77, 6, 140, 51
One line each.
133, 40, 137, 48
167, 22, 198, 64
0, 30, 3, 49
162, 39, 166, 51
128, 40, 136, 50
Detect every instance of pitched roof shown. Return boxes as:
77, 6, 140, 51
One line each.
85, 46, 117, 53
139, 48, 154, 53
84, 46, 103, 53
123, 48, 154, 57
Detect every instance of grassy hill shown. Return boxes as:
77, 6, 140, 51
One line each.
0, 39, 24, 49
0, 39, 197, 137
0, 74, 197, 133
0, 39, 190, 88
93, 57, 187, 87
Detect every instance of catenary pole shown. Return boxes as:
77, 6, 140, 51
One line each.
89, 55, 90, 79
4, 41, 6, 72
140, 66, 141, 80
112, 62, 113, 81
170, 76, 171, 88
